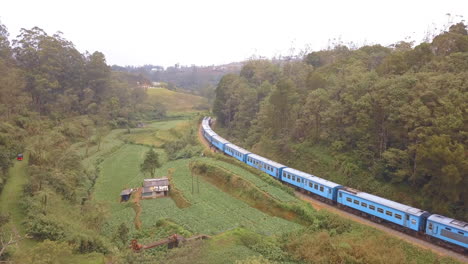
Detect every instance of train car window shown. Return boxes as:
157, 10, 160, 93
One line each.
361, 202, 367, 207
314, 184, 318, 190
395, 214, 402, 219
458, 231, 464, 235
296, 177, 300, 183
288, 174, 291, 179
319, 186, 324, 192
445, 227, 451, 231
328, 189, 331, 194
292, 176, 295, 181
353, 200, 359, 205
309, 182, 313, 188
346, 198, 352, 202
386, 211, 392, 216
339, 192, 342, 197
369, 205, 375, 210
377, 208, 383, 213
406, 215, 409, 221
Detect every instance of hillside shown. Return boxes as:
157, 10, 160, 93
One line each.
147, 88, 209, 113
212, 22, 468, 222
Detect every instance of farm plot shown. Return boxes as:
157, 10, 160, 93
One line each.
203, 159, 297, 203
93, 144, 150, 235
139, 159, 301, 236
120, 119, 190, 147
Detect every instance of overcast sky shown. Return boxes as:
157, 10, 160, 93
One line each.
1, 0, 467, 67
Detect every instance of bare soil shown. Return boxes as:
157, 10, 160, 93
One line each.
133, 187, 143, 230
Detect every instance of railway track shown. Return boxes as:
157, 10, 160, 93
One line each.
296, 192, 468, 262
198, 123, 468, 263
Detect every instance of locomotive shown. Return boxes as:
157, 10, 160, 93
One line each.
201, 117, 468, 254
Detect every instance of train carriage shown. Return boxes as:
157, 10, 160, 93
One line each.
203, 128, 216, 143
337, 188, 430, 232
211, 135, 229, 152
282, 168, 342, 201
246, 154, 286, 179
224, 143, 251, 163
426, 214, 468, 250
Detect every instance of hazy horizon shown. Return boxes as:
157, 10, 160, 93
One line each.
2, 0, 467, 67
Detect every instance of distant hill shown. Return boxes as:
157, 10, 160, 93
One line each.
112, 63, 243, 93
147, 87, 209, 112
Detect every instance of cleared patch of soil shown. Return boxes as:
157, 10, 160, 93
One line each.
132, 188, 142, 229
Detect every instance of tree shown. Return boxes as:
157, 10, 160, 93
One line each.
140, 148, 161, 177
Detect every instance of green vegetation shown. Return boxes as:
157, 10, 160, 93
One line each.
147, 87, 209, 113
0, 17, 465, 263
140, 148, 162, 177
213, 22, 468, 221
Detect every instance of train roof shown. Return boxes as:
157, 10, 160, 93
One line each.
339, 188, 427, 216
283, 167, 342, 188
211, 134, 230, 144
203, 128, 216, 136
202, 125, 212, 132
428, 214, 468, 231
225, 143, 251, 155
247, 153, 286, 168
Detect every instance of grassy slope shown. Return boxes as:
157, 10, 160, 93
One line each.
140, 158, 300, 236
86, 115, 461, 263
93, 119, 300, 239
147, 88, 208, 113
120, 119, 188, 148
0, 154, 36, 248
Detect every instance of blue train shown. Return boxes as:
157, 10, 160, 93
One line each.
201, 117, 468, 253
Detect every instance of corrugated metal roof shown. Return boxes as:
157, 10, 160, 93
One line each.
248, 154, 286, 169
283, 167, 342, 188
212, 135, 229, 144
341, 189, 427, 216
428, 214, 468, 231
120, 189, 132, 195
225, 143, 251, 155
143, 178, 169, 187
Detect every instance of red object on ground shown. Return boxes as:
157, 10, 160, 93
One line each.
17, 154, 23, 161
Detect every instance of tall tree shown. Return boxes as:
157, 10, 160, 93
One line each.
140, 148, 161, 177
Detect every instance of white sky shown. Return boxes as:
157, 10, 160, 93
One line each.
1, 0, 467, 67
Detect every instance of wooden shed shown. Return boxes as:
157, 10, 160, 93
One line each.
120, 189, 133, 202
142, 178, 169, 199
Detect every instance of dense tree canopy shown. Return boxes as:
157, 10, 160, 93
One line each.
213, 23, 468, 220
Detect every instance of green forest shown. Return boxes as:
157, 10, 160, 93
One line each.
213, 22, 468, 221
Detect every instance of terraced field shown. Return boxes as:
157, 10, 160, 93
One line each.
147, 88, 208, 113
92, 118, 302, 239
140, 158, 301, 235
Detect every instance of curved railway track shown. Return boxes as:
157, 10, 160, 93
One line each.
198, 123, 468, 262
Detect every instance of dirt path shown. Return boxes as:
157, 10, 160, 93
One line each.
296, 192, 468, 263
132, 188, 142, 230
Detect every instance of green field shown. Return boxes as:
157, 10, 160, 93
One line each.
139, 158, 301, 235
147, 88, 208, 113
93, 119, 301, 238
84, 117, 462, 263
120, 119, 189, 147
0, 154, 36, 248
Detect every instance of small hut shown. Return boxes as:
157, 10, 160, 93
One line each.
142, 178, 169, 199
120, 189, 133, 202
